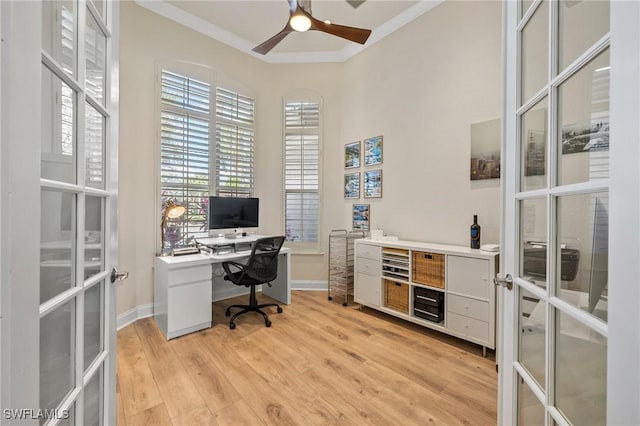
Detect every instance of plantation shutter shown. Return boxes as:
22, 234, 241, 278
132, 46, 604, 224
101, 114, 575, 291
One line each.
160, 70, 211, 248
215, 88, 254, 197
284, 101, 320, 243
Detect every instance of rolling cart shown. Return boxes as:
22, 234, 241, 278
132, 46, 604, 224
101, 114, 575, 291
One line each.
328, 229, 365, 306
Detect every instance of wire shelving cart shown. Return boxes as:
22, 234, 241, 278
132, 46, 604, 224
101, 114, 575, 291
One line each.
328, 229, 365, 306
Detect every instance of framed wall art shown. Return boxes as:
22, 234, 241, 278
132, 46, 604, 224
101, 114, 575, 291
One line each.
352, 204, 370, 231
364, 135, 383, 166
344, 172, 360, 199
363, 169, 382, 198
345, 141, 361, 168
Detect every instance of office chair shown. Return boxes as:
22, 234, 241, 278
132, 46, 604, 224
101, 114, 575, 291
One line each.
221, 236, 286, 329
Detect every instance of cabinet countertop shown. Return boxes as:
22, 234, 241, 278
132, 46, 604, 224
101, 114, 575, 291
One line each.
356, 238, 499, 259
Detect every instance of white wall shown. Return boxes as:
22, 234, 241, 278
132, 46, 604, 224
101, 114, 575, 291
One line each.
117, 0, 503, 315
336, 0, 502, 246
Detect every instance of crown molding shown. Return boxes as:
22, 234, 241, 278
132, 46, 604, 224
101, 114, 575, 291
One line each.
134, 0, 443, 64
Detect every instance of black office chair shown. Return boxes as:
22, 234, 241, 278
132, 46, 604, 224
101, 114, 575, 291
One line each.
221, 236, 286, 329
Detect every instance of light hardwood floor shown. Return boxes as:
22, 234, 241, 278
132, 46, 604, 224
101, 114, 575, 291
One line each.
117, 290, 497, 425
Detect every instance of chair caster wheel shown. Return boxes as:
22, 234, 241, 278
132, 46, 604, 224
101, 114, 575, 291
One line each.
342, 302, 348, 307
328, 296, 332, 301
229, 322, 236, 330
277, 307, 283, 313
265, 320, 272, 327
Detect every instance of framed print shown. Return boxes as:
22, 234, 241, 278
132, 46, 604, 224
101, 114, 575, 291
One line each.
344, 172, 360, 199
345, 141, 361, 168
470, 119, 501, 180
364, 135, 383, 166
352, 204, 370, 231
363, 169, 382, 198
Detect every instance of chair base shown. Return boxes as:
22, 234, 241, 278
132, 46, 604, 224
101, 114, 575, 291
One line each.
225, 285, 283, 329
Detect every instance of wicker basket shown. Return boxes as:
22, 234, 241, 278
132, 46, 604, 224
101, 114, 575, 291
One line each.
412, 251, 445, 288
384, 279, 409, 313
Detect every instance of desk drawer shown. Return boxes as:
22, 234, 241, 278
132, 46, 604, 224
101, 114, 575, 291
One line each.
169, 265, 211, 287
168, 280, 212, 333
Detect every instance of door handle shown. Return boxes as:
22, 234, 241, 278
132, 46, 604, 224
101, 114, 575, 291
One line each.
494, 273, 513, 291
111, 268, 129, 283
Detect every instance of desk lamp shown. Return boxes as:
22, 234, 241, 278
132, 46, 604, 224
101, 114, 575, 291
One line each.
161, 200, 185, 253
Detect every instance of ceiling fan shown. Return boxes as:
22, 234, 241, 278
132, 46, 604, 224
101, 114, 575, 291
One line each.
252, 0, 372, 55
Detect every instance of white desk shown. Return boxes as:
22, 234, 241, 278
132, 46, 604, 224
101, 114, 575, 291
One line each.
154, 237, 291, 339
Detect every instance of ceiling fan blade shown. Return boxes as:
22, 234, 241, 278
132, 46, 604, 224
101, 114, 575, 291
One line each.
309, 16, 372, 45
252, 25, 294, 55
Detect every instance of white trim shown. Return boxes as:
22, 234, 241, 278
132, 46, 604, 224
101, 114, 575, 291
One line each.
291, 280, 327, 291
117, 283, 326, 330
116, 303, 154, 330
134, 0, 443, 64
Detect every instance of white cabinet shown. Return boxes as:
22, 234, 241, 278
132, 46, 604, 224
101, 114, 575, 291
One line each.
354, 239, 498, 354
354, 244, 381, 308
154, 256, 212, 339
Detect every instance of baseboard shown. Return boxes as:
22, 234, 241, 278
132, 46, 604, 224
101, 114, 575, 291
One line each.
117, 303, 154, 330
291, 280, 328, 291
116, 281, 328, 330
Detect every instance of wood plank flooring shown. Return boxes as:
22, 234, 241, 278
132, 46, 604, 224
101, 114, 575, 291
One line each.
117, 290, 497, 425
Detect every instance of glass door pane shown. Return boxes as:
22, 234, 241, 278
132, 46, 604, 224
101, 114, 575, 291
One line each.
41, 189, 76, 303
521, 1, 549, 104
557, 48, 610, 186
42, 0, 76, 76
558, 0, 609, 72
85, 11, 106, 105
40, 300, 76, 416
554, 308, 607, 424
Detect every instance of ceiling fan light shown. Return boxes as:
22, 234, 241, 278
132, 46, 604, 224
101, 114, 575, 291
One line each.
290, 14, 311, 32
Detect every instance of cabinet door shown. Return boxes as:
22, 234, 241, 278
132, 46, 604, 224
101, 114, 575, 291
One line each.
447, 256, 490, 299
355, 272, 381, 307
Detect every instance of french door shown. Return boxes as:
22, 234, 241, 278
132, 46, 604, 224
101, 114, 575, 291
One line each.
499, 1, 640, 425
1, 1, 119, 425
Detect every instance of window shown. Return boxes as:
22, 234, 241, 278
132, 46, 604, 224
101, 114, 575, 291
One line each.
284, 101, 321, 244
215, 87, 255, 197
159, 71, 256, 249
160, 70, 211, 249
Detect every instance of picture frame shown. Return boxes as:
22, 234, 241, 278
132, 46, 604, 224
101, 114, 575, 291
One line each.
352, 204, 370, 231
363, 169, 382, 198
364, 135, 383, 166
344, 141, 361, 168
344, 172, 360, 199
524, 129, 545, 176
470, 119, 501, 180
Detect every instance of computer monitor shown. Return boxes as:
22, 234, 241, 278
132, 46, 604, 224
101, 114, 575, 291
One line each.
588, 197, 608, 313
208, 196, 259, 230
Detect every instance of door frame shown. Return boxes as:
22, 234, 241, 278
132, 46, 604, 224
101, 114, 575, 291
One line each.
498, 1, 640, 424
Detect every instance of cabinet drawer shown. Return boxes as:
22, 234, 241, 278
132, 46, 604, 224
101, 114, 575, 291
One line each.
169, 265, 211, 287
447, 294, 489, 322
357, 257, 381, 275
447, 311, 489, 343
446, 256, 490, 299
356, 244, 381, 261
168, 281, 212, 333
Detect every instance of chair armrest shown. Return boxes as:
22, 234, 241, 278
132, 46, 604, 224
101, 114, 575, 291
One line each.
222, 260, 247, 284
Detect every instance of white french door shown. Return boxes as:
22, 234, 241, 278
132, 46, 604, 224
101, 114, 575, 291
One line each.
1, 1, 119, 425
499, 1, 640, 425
